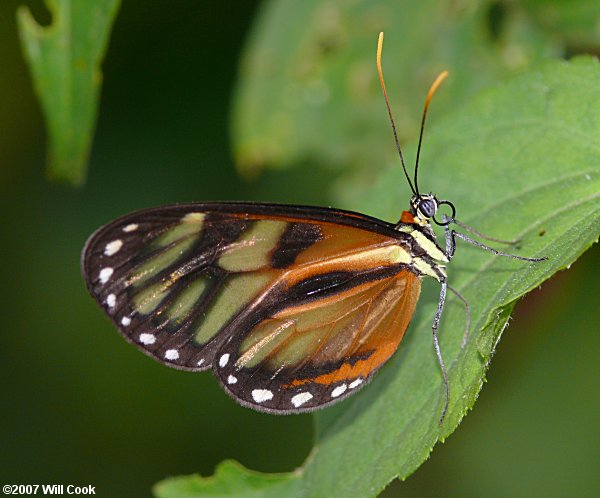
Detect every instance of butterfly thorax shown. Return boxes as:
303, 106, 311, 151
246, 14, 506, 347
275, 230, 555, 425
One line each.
394, 196, 448, 281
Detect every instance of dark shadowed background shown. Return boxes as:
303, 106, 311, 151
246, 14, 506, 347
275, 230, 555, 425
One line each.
1, 1, 598, 496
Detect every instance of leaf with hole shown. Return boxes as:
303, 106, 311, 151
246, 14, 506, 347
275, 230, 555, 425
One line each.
17, 0, 120, 185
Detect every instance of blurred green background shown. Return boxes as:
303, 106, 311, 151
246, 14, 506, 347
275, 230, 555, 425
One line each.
1, 1, 598, 497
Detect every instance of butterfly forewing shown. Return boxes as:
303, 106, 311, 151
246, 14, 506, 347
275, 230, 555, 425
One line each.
82, 203, 424, 412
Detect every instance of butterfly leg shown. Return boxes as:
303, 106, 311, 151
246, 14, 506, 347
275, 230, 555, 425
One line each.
443, 219, 472, 343
443, 215, 546, 262
427, 219, 469, 425
435, 215, 547, 424
432, 277, 450, 425
451, 217, 520, 245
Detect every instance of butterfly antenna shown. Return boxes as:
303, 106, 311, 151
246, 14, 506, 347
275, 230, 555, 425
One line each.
377, 32, 416, 196
413, 70, 449, 195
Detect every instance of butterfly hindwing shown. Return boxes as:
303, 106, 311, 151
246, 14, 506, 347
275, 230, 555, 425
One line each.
82, 202, 423, 412
214, 268, 421, 413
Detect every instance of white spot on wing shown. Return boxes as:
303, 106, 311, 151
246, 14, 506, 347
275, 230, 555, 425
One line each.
197, 359, 205, 366
99, 267, 114, 284
104, 239, 123, 256
227, 375, 237, 385
139, 333, 156, 345
165, 349, 179, 360
123, 223, 138, 232
252, 389, 273, 403
106, 293, 116, 308
121, 316, 131, 326
219, 354, 230, 367
349, 378, 363, 389
291, 392, 313, 408
331, 384, 347, 398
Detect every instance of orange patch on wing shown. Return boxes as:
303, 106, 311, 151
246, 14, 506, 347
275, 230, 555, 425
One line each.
295, 223, 394, 265
223, 213, 405, 280
283, 270, 421, 388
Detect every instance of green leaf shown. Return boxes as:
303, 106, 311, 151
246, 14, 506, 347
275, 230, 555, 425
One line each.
156, 57, 600, 497
17, 0, 120, 185
522, 0, 600, 48
231, 0, 561, 176
154, 461, 298, 498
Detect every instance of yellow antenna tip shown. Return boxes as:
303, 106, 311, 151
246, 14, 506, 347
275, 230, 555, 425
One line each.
377, 33, 384, 71
425, 70, 450, 108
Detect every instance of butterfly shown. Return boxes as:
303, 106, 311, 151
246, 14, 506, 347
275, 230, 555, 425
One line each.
81, 33, 544, 421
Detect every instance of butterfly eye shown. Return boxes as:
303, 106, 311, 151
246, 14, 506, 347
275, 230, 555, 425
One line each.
418, 197, 437, 219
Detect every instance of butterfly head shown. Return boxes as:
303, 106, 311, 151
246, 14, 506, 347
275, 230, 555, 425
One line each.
411, 193, 437, 222
377, 34, 453, 229
410, 193, 456, 227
